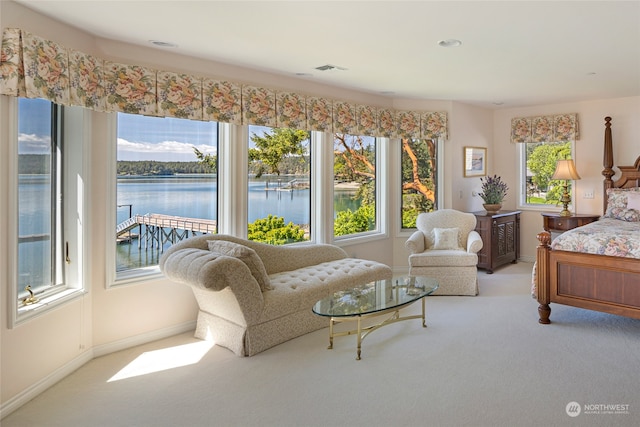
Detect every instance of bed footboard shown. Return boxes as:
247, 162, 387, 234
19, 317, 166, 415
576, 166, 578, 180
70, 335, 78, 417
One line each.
536, 231, 640, 323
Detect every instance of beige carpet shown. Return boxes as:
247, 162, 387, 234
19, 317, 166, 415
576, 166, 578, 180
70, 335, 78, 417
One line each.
4, 262, 640, 427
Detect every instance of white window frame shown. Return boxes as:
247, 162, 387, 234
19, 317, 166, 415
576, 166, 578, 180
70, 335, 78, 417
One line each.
516, 141, 577, 212
107, 115, 223, 286
105, 123, 391, 285
395, 137, 444, 237
7, 98, 87, 327
333, 135, 389, 244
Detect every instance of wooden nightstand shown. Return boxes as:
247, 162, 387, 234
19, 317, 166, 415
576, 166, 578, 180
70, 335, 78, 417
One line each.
472, 210, 521, 274
541, 213, 600, 233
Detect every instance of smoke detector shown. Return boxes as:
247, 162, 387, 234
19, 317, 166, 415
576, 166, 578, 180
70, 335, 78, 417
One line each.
315, 64, 348, 71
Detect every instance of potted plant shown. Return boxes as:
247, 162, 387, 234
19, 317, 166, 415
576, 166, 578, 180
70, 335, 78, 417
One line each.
479, 175, 508, 213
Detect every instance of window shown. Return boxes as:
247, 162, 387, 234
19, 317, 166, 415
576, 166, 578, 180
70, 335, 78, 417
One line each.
333, 133, 377, 238
400, 138, 438, 228
519, 141, 573, 208
247, 126, 311, 244
115, 113, 218, 277
17, 98, 62, 300
13, 98, 85, 323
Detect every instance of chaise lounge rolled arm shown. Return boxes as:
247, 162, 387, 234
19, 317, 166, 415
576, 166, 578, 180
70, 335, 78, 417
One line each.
160, 234, 392, 356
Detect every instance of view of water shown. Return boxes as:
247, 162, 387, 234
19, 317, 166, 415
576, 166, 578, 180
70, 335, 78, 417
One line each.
116, 175, 358, 224
18, 175, 361, 280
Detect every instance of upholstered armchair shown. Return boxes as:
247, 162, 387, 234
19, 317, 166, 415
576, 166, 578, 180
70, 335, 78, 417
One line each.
405, 209, 483, 296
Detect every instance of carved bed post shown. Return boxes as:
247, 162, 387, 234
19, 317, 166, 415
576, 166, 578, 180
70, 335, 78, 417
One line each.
536, 231, 552, 324
602, 116, 614, 214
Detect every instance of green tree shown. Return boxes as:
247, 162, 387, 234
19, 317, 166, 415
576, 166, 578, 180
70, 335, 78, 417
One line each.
401, 138, 436, 228
527, 141, 571, 203
248, 214, 306, 245
333, 134, 376, 236
249, 128, 309, 177
334, 204, 375, 236
193, 147, 217, 173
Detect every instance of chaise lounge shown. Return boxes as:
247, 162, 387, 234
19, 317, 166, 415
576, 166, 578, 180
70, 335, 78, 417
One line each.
159, 234, 392, 356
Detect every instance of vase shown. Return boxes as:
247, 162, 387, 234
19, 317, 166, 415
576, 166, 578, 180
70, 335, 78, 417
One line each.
483, 203, 502, 213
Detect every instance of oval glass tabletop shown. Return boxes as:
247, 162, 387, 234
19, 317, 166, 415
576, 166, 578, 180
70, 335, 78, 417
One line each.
313, 276, 438, 318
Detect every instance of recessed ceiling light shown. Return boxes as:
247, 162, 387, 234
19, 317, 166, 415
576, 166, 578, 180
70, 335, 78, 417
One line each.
149, 40, 178, 48
438, 39, 462, 48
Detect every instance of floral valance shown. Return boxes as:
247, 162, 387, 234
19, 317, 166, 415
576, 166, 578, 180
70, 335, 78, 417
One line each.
0, 28, 447, 139
510, 113, 579, 143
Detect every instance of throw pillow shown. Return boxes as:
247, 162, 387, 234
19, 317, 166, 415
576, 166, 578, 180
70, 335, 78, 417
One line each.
604, 188, 640, 222
432, 227, 460, 250
207, 240, 273, 291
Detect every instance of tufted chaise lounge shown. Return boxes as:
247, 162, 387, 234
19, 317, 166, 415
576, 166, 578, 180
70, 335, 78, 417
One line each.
159, 234, 392, 356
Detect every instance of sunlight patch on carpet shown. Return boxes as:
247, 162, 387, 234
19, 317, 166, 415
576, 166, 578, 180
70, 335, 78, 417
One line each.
108, 340, 215, 382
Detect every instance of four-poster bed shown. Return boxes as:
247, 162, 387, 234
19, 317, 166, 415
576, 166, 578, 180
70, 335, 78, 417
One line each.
535, 117, 640, 324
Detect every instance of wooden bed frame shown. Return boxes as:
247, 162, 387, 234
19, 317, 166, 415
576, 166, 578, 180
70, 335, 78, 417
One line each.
536, 117, 640, 324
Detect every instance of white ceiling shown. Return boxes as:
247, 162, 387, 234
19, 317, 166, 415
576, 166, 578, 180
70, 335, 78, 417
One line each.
12, 0, 640, 109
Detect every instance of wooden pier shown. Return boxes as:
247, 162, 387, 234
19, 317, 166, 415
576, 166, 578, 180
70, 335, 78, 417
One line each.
116, 213, 216, 252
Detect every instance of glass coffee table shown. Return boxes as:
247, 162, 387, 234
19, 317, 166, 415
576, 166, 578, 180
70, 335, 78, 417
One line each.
312, 276, 438, 360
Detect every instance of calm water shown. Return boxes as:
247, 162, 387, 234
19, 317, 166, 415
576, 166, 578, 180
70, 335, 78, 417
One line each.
19, 175, 360, 278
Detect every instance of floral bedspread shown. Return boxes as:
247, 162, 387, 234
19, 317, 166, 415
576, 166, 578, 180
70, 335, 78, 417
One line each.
550, 218, 640, 259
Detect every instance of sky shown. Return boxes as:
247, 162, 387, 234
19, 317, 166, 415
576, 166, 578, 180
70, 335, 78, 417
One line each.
18, 99, 280, 162
18, 98, 52, 154
117, 113, 219, 162
18, 99, 220, 161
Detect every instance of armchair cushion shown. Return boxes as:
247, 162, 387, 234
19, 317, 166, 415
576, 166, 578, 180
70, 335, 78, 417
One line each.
433, 227, 461, 250
208, 240, 273, 291
409, 250, 478, 267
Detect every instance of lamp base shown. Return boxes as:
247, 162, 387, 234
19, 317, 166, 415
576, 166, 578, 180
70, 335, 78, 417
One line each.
559, 207, 572, 217
559, 187, 572, 217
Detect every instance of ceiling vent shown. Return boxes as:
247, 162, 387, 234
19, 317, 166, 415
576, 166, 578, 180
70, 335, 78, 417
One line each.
315, 64, 347, 71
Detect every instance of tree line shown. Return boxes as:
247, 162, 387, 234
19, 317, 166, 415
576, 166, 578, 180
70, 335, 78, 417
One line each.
18, 154, 50, 174
117, 160, 215, 176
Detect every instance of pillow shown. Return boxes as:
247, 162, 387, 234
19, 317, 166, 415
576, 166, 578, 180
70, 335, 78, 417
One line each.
432, 227, 461, 250
207, 240, 273, 291
627, 192, 640, 211
604, 188, 640, 222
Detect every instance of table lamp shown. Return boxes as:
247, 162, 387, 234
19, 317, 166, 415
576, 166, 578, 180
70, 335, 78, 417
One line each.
551, 159, 581, 216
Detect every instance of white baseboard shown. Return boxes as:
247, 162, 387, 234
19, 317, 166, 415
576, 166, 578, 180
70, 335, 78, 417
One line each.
93, 320, 196, 357
1, 320, 196, 420
0, 350, 93, 420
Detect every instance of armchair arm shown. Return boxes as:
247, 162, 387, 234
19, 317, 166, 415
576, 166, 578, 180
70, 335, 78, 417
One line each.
466, 230, 483, 254
405, 230, 426, 254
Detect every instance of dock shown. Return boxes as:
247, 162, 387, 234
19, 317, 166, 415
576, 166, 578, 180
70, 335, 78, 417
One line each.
116, 213, 217, 252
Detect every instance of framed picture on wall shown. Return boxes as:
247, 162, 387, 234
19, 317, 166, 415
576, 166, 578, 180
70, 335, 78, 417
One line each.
463, 146, 487, 177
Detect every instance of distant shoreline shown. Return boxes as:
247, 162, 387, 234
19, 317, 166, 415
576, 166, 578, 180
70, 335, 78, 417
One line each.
334, 181, 361, 190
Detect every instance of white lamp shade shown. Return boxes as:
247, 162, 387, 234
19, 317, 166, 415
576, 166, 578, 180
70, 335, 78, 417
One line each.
552, 159, 581, 180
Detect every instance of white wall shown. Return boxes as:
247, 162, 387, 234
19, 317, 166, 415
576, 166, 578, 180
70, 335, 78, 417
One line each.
1, 1, 639, 416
